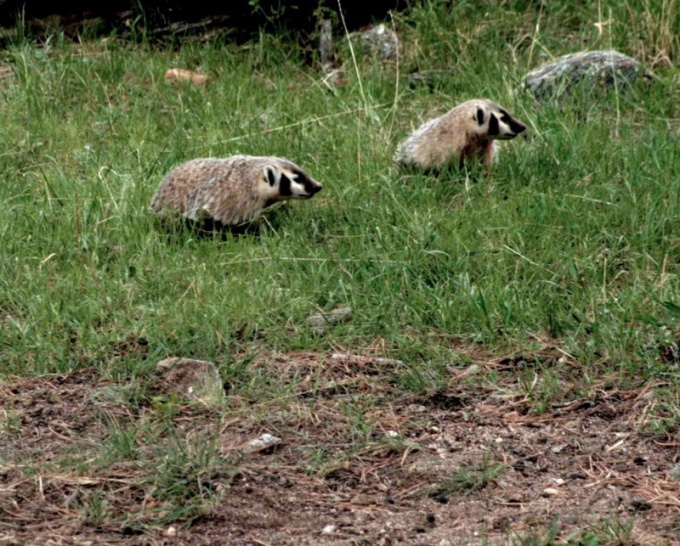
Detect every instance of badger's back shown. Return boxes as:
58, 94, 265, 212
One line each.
394, 107, 472, 171
150, 158, 236, 216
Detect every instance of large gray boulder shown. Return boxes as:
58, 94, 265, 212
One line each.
523, 50, 654, 100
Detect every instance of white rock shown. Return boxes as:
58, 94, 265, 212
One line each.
243, 433, 283, 454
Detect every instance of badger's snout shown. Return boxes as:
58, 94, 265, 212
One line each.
307, 182, 323, 196
511, 119, 527, 136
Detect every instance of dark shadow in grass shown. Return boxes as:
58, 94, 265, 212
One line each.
397, 162, 488, 187
151, 204, 294, 243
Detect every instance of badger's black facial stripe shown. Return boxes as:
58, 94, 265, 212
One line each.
476, 106, 485, 126
488, 113, 500, 136
266, 167, 277, 187
289, 169, 317, 195
279, 172, 293, 196
499, 109, 526, 134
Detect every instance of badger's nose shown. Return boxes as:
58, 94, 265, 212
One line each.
308, 183, 323, 195
513, 120, 527, 134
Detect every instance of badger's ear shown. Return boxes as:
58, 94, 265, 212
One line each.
264, 166, 279, 187
475, 106, 485, 125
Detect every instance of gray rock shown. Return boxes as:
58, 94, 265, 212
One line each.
156, 357, 225, 407
523, 50, 654, 100
307, 306, 352, 333
355, 24, 400, 60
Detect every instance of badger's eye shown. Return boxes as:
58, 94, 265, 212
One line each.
266, 167, 278, 186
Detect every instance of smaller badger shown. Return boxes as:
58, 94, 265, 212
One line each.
150, 155, 323, 226
394, 99, 526, 175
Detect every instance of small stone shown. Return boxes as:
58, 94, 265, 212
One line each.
242, 433, 283, 454
542, 488, 560, 496
322, 524, 337, 535
165, 526, 177, 537
551, 443, 568, 453
458, 364, 480, 377
156, 357, 225, 407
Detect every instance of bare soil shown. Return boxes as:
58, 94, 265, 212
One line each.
1, 351, 679, 545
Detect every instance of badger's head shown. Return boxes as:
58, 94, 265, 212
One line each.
263, 163, 323, 201
472, 101, 526, 141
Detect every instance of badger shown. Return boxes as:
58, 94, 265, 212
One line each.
394, 99, 527, 175
150, 155, 323, 227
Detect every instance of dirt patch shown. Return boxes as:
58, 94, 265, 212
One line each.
0, 352, 678, 545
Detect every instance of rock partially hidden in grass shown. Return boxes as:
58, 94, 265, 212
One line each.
523, 50, 654, 100
307, 306, 352, 334
156, 357, 224, 407
352, 23, 400, 60
164, 68, 209, 86
242, 433, 283, 454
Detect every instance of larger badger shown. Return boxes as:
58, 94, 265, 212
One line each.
394, 99, 527, 175
150, 155, 323, 226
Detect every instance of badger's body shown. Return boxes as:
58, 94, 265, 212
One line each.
150, 155, 323, 226
394, 99, 526, 175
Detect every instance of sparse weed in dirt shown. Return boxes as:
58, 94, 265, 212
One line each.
143, 426, 231, 522
432, 455, 507, 498
0, 0, 679, 544
571, 517, 637, 545
0, 409, 22, 438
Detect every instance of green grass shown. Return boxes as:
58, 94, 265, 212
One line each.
1, 5, 678, 383
0, 0, 679, 539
